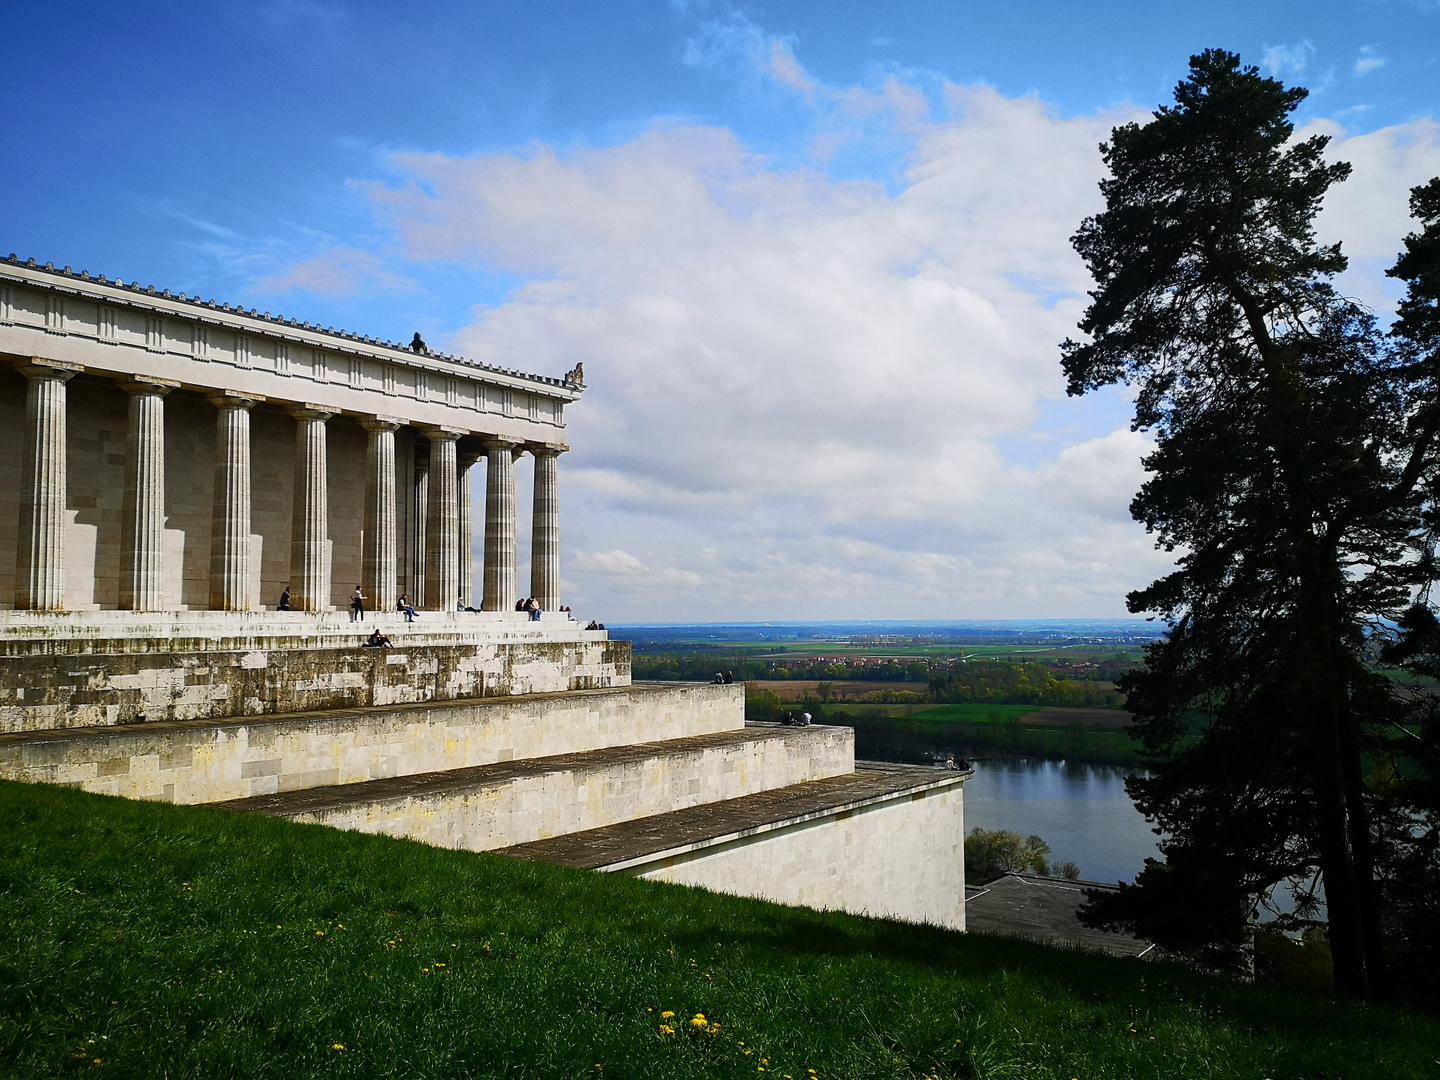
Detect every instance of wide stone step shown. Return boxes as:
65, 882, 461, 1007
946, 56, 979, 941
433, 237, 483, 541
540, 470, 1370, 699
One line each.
497, 761, 969, 931
0, 682, 742, 804
213, 724, 854, 852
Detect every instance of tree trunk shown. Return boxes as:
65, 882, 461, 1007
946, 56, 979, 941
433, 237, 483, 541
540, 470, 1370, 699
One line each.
1304, 547, 1388, 998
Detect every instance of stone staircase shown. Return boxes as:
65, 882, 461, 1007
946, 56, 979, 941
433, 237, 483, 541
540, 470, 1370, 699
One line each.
0, 623, 968, 929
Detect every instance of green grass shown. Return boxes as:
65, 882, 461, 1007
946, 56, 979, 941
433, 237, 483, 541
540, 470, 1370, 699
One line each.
3, 781, 1437, 1078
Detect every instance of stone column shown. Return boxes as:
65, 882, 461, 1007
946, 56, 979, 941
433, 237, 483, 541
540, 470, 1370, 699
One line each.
482, 438, 520, 612
288, 405, 333, 612
119, 377, 176, 612
529, 444, 565, 612
457, 450, 484, 609
15, 360, 80, 611
362, 418, 401, 613
412, 453, 428, 607
208, 392, 261, 611
423, 429, 461, 612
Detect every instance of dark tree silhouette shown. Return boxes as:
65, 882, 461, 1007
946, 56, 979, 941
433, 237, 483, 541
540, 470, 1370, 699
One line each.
1063, 50, 1440, 998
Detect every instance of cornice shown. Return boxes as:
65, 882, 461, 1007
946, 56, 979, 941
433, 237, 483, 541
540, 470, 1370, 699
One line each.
0, 254, 585, 401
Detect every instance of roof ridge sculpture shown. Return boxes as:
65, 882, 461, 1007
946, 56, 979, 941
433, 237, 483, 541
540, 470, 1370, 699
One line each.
2, 252, 584, 391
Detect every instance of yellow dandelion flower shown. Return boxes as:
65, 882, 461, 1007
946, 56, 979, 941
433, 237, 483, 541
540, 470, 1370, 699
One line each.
661, 1011, 675, 1019
690, 1017, 708, 1029
332, 1043, 345, 1051
659, 1024, 675, 1035
316, 931, 325, 937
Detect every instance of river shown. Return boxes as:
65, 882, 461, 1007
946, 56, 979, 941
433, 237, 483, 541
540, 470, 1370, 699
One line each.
962, 758, 1161, 884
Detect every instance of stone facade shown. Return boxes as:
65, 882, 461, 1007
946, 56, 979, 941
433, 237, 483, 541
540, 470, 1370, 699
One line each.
0, 260, 574, 614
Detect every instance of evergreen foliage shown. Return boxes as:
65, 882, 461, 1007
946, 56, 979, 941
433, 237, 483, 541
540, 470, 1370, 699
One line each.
1062, 49, 1440, 1001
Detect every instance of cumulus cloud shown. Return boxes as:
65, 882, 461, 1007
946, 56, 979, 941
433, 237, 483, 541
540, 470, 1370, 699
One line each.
256, 246, 415, 297
1308, 117, 1440, 310
363, 41, 1439, 621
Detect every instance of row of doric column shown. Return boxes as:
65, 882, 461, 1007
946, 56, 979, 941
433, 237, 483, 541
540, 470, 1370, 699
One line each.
12, 361, 565, 614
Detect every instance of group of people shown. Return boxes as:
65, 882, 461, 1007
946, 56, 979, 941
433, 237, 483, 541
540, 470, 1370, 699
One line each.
272, 583, 599, 641
781, 710, 813, 727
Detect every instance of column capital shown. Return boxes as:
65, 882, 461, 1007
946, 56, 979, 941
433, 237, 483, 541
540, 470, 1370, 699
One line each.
361, 415, 405, 433
18, 357, 82, 381
419, 426, 464, 445
457, 449, 486, 468
526, 441, 569, 457
123, 375, 180, 397
208, 389, 263, 410
287, 403, 334, 422
480, 436, 520, 451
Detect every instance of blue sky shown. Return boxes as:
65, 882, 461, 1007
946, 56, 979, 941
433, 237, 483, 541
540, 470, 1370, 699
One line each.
3, 2, 1438, 619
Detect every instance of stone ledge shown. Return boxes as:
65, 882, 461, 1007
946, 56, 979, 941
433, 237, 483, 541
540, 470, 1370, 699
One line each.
0, 609, 607, 656
495, 761, 968, 872
209, 724, 854, 851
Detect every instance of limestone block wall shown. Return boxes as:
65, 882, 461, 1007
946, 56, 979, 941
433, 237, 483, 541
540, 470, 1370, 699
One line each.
0, 682, 745, 802
632, 781, 966, 931
244, 724, 852, 851
0, 638, 631, 732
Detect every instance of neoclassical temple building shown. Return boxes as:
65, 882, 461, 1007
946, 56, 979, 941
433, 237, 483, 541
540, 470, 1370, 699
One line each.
0, 255, 571, 615
0, 256, 968, 934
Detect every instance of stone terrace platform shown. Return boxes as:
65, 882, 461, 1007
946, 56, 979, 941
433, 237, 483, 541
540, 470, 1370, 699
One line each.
0, 682, 739, 802
0, 611, 626, 733
498, 760, 969, 929
216, 723, 853, 853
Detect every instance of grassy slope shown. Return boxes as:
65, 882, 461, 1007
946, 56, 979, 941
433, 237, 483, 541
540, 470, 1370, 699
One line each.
1, 781, 1436, 1079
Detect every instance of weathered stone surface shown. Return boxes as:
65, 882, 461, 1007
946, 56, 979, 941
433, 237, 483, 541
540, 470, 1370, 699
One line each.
215, 722, 849, 850
0, 636, 631, 732
500, 761, 968, 931
0, 682, 742, 801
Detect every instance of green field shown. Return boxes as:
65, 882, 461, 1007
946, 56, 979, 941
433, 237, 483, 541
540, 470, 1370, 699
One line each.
2, 779, 1437, 1078
908, 704, 1044, 724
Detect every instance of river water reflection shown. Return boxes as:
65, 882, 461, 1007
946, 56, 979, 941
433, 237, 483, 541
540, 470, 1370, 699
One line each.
962, 759, 1161, 884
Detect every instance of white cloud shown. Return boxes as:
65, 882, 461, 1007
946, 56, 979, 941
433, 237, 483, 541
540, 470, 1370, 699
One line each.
256, 246, 415, 297
1262, 40, 1316, 78
363, 53, 1438, 622
1354, 46, 1386, 77
1308, 117, 1440, 310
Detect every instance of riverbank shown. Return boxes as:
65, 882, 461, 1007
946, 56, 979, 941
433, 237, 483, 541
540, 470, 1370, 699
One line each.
744, 695, 1147, 768
2, 779, 1436, 1078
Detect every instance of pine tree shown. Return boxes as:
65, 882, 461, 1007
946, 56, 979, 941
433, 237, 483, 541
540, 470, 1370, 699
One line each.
1063, 50, 1440, 997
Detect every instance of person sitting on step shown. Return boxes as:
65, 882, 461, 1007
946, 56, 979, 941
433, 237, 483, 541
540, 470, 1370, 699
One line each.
362, 628, 392, 649
397, 594, 418, 622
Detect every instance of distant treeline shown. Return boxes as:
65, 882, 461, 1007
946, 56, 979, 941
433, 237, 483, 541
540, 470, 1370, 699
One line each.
632, 651, 1131, 709
743, 693, 1146, 768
